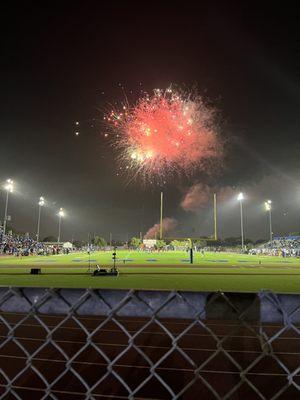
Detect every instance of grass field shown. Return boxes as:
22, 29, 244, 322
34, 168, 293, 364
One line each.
0, 250, 300, 293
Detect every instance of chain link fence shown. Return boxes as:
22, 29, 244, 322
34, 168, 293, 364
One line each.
0, 287, 299, 399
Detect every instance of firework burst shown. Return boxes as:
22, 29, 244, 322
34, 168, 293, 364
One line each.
104, 87, 222, 181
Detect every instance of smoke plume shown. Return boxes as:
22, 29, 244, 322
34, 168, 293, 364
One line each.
180, 183, 211, 212
181, 183, 237, 212
144, 217, 178, 239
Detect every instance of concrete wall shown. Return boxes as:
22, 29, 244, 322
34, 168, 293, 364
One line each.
0, 288, 299, 322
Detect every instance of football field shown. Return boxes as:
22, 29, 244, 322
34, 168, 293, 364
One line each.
0, 250, 300, 293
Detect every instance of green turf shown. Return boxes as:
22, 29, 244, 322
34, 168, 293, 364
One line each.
0, 250, 300, 293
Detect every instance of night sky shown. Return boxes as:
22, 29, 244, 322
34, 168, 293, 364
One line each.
0, 2, 299, 241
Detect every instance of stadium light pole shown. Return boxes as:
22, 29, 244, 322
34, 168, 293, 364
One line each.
2, 179, 14, 235
36, 196, 45, 242
237, 192, 244, 250
57, 208, 64, 243
265, 200, 273, 242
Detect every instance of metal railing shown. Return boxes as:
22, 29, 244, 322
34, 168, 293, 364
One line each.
0, 288, 299, 399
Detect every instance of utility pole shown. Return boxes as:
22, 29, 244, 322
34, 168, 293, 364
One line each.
160, 192, 163, 240
213, 193, 218, 241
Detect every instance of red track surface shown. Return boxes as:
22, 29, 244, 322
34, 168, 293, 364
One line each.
0, 313, 299, 399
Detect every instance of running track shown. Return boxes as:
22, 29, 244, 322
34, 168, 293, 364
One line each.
0, 313, 299, 399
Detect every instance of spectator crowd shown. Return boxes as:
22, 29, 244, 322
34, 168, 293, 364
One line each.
0, 230, 70, 256
249, 236, 300, 257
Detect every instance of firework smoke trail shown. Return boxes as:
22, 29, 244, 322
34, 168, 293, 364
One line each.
180, 183, 211, 212
180, 183, 237, 212
144, 217, 178, 239
104, 87, 222, 181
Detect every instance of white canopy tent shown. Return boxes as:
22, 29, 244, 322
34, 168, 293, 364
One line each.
62, 241, 73, 249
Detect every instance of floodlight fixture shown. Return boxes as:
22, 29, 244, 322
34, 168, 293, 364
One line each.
237, 192, 244, 202
4, 179, 14, 193
2, 179, 14, 235
38, 196, 45, 207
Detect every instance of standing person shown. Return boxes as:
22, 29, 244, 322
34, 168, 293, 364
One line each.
189, 247, 194, 264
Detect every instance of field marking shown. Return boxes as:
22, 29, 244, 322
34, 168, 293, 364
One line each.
1, 270, 300, 276
121, 272, 300, 276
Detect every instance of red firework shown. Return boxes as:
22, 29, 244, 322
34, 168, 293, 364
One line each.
105, 87, 222, 179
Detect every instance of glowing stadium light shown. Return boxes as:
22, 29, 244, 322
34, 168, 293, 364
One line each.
237, 192, 244, 202
2, 179, 14, 235
57, 208, 65, 243
237, 192, 245, 250
4, 179, 14, 193
38, 196, 45, 207
264, 200, 273, 241
264, 200, 272, 211
36, 197, 45, 242
265, 203, 271, 211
